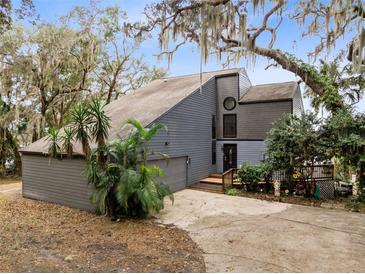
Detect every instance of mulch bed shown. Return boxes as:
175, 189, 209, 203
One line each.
0, 192, 205, 272
237, 190, 365, 213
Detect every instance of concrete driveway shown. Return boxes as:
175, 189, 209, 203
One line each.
157, 189, 365, 272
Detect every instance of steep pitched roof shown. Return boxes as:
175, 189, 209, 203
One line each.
20, 68, 241, 155
239, 81, 298, 104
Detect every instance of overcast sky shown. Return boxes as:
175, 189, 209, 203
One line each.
16, 0, 365, 113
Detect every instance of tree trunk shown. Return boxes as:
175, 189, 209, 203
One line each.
6, 128, 21, 176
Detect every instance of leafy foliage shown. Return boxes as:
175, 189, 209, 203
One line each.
320, 109, 365, 177
265, 112, 327, 192
238, 162, 272, 191
265, 113, 324, 172
286, 54, 344, 112
85, 119, 173, 218
0, 0, 35, 32
0, 2, 166, 175
46, 127, 61, 159
238, 162, 264, 184
69, 104, 92, 158
126, 118, 168, 164
225, 188, 240, 196
61, 127, 74, 159
139, 0, 364, 113
265, 110, 365, 194
88, 98, 111, 166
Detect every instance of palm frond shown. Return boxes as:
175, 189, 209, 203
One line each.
144, 123, 167, 141
62, 127, 74, 159
47, 127, 61, 158
127, 118, 146, 136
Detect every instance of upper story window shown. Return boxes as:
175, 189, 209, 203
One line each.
223, 97, 236, 111
212, 115, 216, 139
223, 114, 237, 138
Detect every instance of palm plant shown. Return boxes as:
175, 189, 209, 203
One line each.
88, 98, 111, 167
47, 127, 61, 158
69, 104, 91, 158
126, 118, 167, 164
85, 119, 173, 218
115, 164, 173, 218
62, 127, 74, 159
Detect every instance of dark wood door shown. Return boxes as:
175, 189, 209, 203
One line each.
223, 144, 237, 172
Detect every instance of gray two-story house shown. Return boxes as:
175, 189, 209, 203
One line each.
20, 68, 303, 210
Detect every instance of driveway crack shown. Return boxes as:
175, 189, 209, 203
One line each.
275, 217, 365, 237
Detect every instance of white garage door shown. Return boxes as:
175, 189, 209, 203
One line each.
149, 156, 187, 192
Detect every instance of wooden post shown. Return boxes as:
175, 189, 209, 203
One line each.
352, 174, 359, 197
274, 180, 280, 197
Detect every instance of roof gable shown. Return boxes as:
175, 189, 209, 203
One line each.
239, 81, 298, 104
21, 68, 241, 155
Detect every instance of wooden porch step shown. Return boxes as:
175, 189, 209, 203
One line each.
189, 182, 223, 194
209, 173, 222, 179
199, 177, 222, 185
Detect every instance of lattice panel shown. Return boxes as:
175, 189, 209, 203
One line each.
316, 180, 335, 199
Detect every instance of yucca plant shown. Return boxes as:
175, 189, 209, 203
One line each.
88, 98, 111, 167
69, 104, 92, 158
47, 127, 61, 158
62, 127, 74, 159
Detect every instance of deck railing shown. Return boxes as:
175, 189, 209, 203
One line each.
222, 168, 238, 192
272, 164, 334, 182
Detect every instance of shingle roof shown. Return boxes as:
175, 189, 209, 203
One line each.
239, 81, 298, 103
20, 68, 241, 155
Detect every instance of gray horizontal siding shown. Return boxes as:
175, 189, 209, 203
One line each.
216, 140, 266, 173
236, 101, 292, 139
292, 86, 304, 117
148, 157, 187, 192
239, 69, 252, 98
21, 154, 187, 211
216, 75, 239, 138
22, 155, 93, 211
216, 74, 291, 140
148, 77, 217, 184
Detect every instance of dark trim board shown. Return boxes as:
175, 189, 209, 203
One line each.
239, 98, 292, 105
216, 138, 264, 141
19, 151, 85, 159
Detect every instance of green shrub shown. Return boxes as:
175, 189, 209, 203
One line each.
226, 188, 240, 196
238, 162, 272, 192
86, 119, 173, 218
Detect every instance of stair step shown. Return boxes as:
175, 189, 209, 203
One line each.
199, 177, 222, 185
209, 173, 222, 179
189, 182, 223, 194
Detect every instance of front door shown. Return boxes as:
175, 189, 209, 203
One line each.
223, 144, 237, 172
